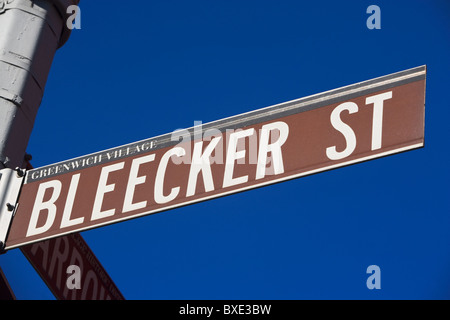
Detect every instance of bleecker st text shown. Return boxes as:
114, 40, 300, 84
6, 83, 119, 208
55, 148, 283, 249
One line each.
5, 69, 426, 251
23, 92, 392, 239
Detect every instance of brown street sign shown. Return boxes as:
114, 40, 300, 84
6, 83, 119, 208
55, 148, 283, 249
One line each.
4, 66, 426, 250
20, 233, 125, 300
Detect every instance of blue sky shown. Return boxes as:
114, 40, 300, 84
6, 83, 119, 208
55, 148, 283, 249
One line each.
1, 0, 450, 299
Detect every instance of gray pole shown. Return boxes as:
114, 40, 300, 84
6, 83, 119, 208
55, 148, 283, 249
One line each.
0, 0, 79, 295
0, 0, 79, 170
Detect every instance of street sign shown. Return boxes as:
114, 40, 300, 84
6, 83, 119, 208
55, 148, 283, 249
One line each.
4, 66, 426, 250
20, 233, 125, 300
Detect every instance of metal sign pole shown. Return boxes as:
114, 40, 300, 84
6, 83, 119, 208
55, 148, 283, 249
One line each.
0, 0, 79, 171
0, 1, 124, 300
0, 0, 79, 251
0, 0, 78, 298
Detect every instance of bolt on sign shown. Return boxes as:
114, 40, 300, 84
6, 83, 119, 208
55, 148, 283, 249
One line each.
4, 66, 426, 250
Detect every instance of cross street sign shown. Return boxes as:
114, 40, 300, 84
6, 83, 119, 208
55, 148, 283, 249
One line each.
21, 233, 124, 300
4, 66, 426, 250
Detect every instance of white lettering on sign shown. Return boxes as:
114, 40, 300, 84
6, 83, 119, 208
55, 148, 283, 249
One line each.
25, 96, 395, 237
60, 174, 83, 229
223, 128, 255, 188
21, 89, 393, 239
326, 102, 359, 160
326, 91, 392, 160
28, 140, 158, 182
24, 120, 290, 236
26, 180, 61, 237
91, 162, 125, 221
123, 154, 155, 213
6, 66, 425, 251
186, 137, 222, 197
256, 121, 289, 180
366, 91, 393, 150
154, 147, 185, 204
